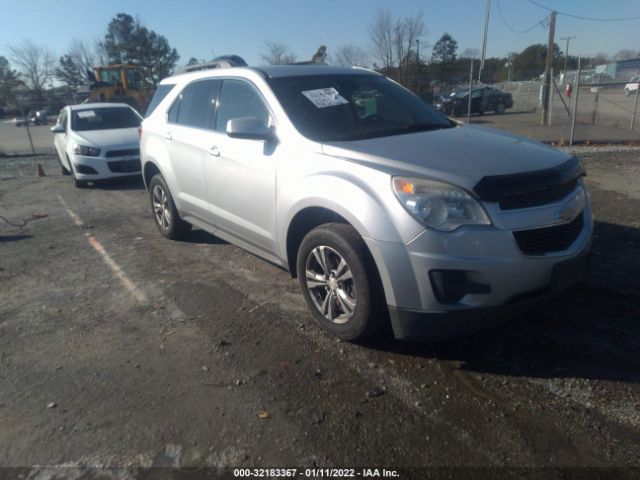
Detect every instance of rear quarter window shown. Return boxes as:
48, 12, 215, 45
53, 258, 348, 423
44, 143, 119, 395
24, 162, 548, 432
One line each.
145, 84, 175, 117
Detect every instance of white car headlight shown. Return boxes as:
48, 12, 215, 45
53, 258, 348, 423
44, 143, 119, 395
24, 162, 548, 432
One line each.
72, 142, 101, 157
392, 176, 491, 231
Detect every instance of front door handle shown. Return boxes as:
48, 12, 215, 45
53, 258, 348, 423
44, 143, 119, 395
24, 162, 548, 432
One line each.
209, 146, 220, 157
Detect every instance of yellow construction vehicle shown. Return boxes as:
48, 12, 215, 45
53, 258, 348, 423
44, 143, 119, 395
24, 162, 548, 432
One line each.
87, 64, 151, 113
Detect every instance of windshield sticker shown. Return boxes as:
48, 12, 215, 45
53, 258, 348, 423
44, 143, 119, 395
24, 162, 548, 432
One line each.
302, 88, 349, 108
77, 111, 96, 118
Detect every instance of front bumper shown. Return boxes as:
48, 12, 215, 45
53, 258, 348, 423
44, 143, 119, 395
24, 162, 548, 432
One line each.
70, 154, 141, 180
364, 205, 593, 340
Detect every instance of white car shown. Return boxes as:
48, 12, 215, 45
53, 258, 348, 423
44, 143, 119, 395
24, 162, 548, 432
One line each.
624, 75, 639, 97
51, 103, 143, 187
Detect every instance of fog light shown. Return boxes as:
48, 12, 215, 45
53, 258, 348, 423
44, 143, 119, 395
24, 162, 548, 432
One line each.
429, 270, 491, 304
75, 165, 98, 174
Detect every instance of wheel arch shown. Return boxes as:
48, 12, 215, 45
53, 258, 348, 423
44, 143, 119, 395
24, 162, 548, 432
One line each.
143, 160, 162, 191
286, 207, 350, 278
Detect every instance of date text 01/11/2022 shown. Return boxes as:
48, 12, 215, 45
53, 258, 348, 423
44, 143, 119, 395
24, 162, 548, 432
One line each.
232, 468, 400, 477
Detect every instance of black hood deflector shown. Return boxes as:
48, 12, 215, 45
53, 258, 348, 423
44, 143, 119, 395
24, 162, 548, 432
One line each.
473, 156, 585, 202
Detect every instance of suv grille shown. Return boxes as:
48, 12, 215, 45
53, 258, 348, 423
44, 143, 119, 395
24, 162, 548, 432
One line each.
105, 148, 139, 158
500, 180, 579, 210
513, 213, 584, 255
107, 159, 141, 173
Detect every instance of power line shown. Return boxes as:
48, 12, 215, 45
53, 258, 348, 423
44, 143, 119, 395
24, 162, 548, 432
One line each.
497, 0, 546, 33
525, 0, 640, 22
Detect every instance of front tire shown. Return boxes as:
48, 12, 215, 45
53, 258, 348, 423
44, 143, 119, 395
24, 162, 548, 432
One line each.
69, 160, 87, 188
149, 174, 191, 240
495, 103, 506, 114
56, 150, 70, 175
296, 223, 385, 341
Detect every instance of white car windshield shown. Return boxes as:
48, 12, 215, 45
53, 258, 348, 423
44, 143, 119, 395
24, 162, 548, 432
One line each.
71, 107, 141, 131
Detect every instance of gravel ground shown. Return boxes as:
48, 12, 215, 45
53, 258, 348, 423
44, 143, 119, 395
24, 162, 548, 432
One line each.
0, 150, 639, 479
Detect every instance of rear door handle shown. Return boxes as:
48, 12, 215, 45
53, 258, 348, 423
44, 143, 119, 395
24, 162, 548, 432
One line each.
209, 146, 220, 157
165, 131, 172, 140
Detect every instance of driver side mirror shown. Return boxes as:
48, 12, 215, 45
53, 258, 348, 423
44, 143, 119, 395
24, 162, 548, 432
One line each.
226, 117, 275, 142
50, 125, 65, 134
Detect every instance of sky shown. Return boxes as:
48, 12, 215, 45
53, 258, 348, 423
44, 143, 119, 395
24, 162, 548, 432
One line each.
1, 0, 639, 68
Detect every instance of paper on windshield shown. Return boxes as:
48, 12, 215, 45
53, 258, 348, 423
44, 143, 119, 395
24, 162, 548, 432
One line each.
302, 88, 349, 108
77, 111, 96, 118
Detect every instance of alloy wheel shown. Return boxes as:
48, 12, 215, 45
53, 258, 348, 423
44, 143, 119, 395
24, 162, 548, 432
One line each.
152, 185, 172, 229
305, 245, 357, 324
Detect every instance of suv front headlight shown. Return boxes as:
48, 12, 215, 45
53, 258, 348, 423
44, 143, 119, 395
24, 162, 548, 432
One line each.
392, 176, 491, 232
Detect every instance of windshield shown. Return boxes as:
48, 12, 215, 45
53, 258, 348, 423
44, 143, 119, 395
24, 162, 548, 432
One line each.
451, 90, 470, 99
267, 74, 452, 142
71, 107, 142, 131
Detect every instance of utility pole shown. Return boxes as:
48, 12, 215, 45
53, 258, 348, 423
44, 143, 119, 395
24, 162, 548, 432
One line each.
416, 39, 420, 94
542, 10, 557, 126
560, 35, 576, 81
479, 0, 491, 83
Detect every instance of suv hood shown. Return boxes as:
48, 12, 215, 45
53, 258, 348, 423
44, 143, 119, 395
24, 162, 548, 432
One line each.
322, 125, 572, 191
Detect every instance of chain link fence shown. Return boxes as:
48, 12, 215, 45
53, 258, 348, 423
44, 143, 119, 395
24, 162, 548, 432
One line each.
421, 61, 640, 145
2, 60, 639, 157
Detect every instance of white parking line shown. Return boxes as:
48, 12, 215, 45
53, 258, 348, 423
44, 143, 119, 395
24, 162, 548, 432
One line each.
58, 195, 148, 305
57, 195, 84, 226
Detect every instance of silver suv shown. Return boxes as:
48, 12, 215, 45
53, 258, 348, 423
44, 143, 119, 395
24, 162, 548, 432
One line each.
140, 65, 592, 341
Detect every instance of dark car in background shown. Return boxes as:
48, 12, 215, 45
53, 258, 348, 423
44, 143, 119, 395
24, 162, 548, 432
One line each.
30, 106, 60, 125
435, 86, 513, 117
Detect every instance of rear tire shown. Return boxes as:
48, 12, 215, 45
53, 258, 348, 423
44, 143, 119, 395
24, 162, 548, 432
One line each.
149, 174, 191, 240
625, 88, 631, 97
296, 223, 386, 341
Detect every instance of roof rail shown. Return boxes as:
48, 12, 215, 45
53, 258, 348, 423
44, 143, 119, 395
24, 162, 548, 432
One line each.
288, 61, 327, 66
181, 55, 247, 73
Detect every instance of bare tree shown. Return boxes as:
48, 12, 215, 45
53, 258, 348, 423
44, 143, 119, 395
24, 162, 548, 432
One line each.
68, 38, 96, 74
368, 9, 426, 85
368, 9, 395, 71
395, 12, 426, 85
8, 40, 55, 100
334, 44, 369, 67
260, 41, 297, 65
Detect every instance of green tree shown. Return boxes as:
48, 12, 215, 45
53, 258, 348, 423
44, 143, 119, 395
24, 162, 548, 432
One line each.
431, 33, 457, 63
512, 43, 561, 80
0, 56, 23, 106
99, 13, 179, 87
55, 55, 84, 96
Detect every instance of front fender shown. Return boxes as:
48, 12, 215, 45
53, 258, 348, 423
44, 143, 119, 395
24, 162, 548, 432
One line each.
279, 169, 423, 251
278, 169, 424, 307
